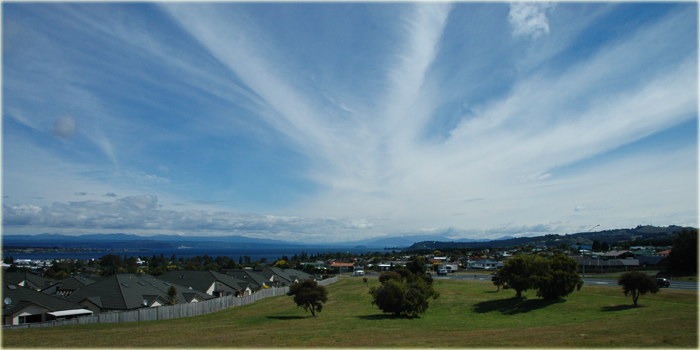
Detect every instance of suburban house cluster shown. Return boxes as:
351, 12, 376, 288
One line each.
2, 266, 316, 326
2, 244, 673, 326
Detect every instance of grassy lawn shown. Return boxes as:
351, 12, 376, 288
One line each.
3, 276, 697, 347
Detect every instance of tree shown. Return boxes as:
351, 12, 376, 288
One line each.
491, 272, 504, 292
273, 260, 291, 269
601, 241, 610, 252
666, 228, 698, 273
592, 240, 602, 252
499, 253, 582, 300
533, 253, 583, 300
167, 284, 178, 305
406, 256, 427, 276
617, 271, 659, 306
498, 254, 534, 298
287, 279, 328, 317
369, 270, 439, 317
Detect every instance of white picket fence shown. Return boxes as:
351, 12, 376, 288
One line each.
3, 276, 337, 330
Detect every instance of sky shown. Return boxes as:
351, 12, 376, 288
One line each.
2, 2, 698, 244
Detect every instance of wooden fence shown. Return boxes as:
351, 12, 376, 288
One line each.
3, 276, 337, 330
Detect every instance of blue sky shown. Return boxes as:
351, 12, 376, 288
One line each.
2, 2, 697, 243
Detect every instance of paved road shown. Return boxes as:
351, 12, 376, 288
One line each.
583, 278, 697, 291
438, 273, 698, 291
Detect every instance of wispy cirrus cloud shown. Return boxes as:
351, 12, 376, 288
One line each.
2, 3, 696, 242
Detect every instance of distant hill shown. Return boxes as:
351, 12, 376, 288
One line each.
2, 225, 692, 251
404, 225, 692, 251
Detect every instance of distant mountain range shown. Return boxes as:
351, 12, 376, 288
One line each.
404, 225, 691, 251
2, 225, 693, 251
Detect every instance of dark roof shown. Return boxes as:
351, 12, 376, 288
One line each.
637, 256, 666, 265
134, 274, 214, 301
603, 250, 632, 258
219, 269, 270, 290
57, 275, 97, 291
257, 267, 294, 285
156, 270, 250, 295
68, 274, 211, 311
2, 281, 88, 316
3, 272, 55, 290
282, 269, 313, 281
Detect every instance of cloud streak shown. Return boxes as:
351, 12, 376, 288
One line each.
2, 3, 697, 242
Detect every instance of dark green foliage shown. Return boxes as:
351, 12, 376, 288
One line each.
499, 253, 582, 300
287, 279, 328, 317
491, 273, 503, 291
592, 240, 601, 252
534, 253, 583, 300
369, 270, 440, 317
99, 254, 123, 268
167, 284, 178, 305
499, 254, 534, 298
666, 228, 698, 273
617, 271, 659, 306
378, 271, 402, 283
601, 241, 609, 251
406, 256, 427, 276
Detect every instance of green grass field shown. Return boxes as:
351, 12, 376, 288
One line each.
3, 277, 697, 347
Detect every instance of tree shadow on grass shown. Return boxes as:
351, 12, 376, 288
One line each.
266, 316, 307, 320
601, 305, 647, 312
357, 314, 416, 320
472, 297, 564, 315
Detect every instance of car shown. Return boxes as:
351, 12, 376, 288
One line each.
437, 269, 448, 276
656, 278, 670, 288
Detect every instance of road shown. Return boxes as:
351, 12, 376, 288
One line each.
437, 273, 698, 291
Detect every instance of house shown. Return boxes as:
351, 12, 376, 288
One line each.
328, 261, 354, 274
254, 267, 297, 287
282, 268, 314, 282
157, 270, 252, 297
471, 260, 502, 269
602, 250, 634, 260
3, 281, 93, 325
67, 274, 212, 314
637, 256, 666, 267
41, 275, 97, 296
219, 269, 271, 290
656, 249, 672, 257
575, 257, 640, 272
376, 263, 392, 271
3, 271, 55, 291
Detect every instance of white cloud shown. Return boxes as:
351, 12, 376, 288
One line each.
508, 2, 555, 39
2, 196, 377, 242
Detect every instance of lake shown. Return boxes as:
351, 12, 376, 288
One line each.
3, 246, 392, 262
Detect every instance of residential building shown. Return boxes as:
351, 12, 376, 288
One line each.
3, 280, 92, 325
67, 274, 212, 314
157, 270, 252, 297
